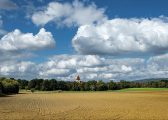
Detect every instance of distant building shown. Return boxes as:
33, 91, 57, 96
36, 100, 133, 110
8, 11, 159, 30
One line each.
75, 75, 81, 83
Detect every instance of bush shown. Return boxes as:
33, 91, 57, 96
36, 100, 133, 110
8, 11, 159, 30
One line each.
31, 88, 35, 93
25, 86, 28, 91
1, 79, 19, 94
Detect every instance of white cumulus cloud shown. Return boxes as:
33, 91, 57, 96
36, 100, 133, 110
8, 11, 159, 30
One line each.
0, 28, 55, 52
0, 61, 36, 79
121, 65, 132, 72
73, 17, 168, 55
31, 0, 107, 27
36, 55, 145, 81
1, 54, 168, 81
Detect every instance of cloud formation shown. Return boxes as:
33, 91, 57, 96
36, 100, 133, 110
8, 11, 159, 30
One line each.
1, 0, 168, 81
38, 55, 104, 78
0, 28, 56, 71
73, 17, 168, 55
31, 0, 107, 26
0, 54, 139, 80
1, 54, 168, 81
0, 28, 55, 52
38, 54, 168, 81
0, 27, 56, 79
0, 61, 36, 79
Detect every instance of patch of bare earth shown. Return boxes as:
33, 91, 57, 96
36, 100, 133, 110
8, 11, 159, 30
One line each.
0, 91, 168, 120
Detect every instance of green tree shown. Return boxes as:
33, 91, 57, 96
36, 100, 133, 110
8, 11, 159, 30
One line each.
119, 80, 131, 89
17, 79, 28, 89
87, 80, 97, 91
96, 80, 108, 91
31, 88, 35, 93
49, 79, 57, 90
1, 79, 19, 94
28, 79, 36, 89
107, 81, 117, 90
35, 79, 43, 90
84, 82, 90, 91
57, 81, 68, 90
72, 82, 80, 91
41, 80, 50, 91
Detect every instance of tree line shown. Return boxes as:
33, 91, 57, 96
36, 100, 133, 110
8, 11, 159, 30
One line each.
17, 78, 168, 91
1, 77, 168, 94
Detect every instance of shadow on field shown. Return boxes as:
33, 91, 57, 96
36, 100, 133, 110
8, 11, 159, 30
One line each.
0, 92, 23, 97
0, 94, 14, 97
18, 92, 28, 94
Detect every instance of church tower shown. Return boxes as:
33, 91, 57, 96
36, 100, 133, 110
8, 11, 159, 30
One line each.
75, 75, 81, 83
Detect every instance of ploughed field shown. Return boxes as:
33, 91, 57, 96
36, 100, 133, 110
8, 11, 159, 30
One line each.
1, 90, 168, 120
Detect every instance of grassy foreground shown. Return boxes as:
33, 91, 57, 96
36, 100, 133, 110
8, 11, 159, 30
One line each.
116, 88, 168, 92
20, 88, 168, 93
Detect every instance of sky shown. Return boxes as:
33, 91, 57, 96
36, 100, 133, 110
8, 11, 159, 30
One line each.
1, 0, 168, 81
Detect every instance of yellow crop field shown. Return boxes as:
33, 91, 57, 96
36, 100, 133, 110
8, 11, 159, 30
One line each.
1, 91, 168, 120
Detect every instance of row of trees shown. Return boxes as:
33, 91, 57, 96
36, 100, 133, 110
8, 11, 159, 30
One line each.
18, 79, 117, 91
0, 77, 19, 94
1, 77, 168, 93
17, 78, 168, 91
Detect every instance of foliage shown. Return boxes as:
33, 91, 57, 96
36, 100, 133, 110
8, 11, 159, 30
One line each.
31, 88, 35, 93
17, 79, 28, 89
0, 78, 19, 94
0, 82, 3, 93
17, 79, 168, 91
2, 77, 168, 92
42, 80, 50, 91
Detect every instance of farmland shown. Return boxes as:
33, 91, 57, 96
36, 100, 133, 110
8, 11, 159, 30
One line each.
1, 89, 168, 120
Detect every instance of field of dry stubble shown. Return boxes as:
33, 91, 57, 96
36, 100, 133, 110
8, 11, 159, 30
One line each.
1, 91, 168, 120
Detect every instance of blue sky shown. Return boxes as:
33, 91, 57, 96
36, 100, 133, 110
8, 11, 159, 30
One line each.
1, 0, 168, 81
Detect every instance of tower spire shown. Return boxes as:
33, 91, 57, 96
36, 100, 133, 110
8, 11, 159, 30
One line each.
75, 75, 81, 83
